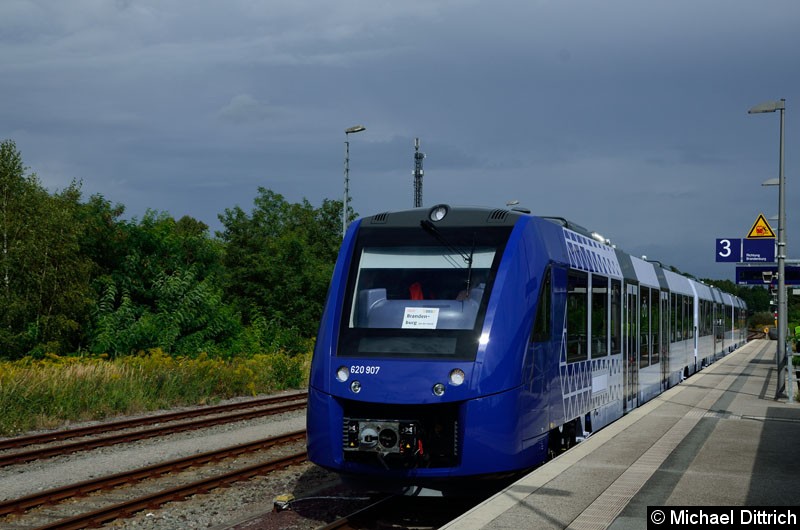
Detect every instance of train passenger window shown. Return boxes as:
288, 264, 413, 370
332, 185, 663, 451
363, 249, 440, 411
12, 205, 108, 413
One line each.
591, 274, 609, 356
566, 270, 588, 363
698, 300, 705, 336
626, 283, 638, 368
660, 291, 669, 358
702, 300, 712, 337
698, 300, 713, 337
610, 279, 622, 354
651, 288, 660, 365
639, 287, 650, 368
531, 268, 551, 342
698, 300, 703, 336
674, 294, 683, 341
670, 294, 677, 342
710, 301, 715, 336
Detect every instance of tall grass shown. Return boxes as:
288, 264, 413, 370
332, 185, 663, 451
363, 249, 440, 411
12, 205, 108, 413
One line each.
0, 349, 310, 437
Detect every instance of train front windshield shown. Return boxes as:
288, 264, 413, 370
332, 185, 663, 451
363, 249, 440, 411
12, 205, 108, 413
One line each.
338, 225, 511, 360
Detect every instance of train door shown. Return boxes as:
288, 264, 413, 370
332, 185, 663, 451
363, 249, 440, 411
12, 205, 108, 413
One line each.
624, 283, 638, 412
523, 266, 551, 442
660, 290, 670, 390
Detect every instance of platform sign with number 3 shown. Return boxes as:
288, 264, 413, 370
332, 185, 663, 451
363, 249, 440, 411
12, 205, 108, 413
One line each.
715, 238, 741, 262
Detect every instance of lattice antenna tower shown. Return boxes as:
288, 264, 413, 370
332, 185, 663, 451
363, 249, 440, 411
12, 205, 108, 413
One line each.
413, 138, 425, 208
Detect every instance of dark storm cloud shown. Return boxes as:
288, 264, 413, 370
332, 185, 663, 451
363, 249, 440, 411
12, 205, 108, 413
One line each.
0, 0, 799, 280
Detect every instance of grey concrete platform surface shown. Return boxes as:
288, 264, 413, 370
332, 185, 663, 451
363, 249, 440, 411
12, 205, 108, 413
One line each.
441, 339, 800, 529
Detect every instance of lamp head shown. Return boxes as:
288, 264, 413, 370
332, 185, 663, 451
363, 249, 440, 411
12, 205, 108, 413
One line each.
748, 100, 785, 114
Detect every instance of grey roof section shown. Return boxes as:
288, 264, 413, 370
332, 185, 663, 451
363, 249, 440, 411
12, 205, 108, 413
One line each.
709, 285, 724, 303
651, 265, 670, 290
663, 269, 694, 295
723, 292, 734, 306
631, 256, 659, 288
692, 280, 713, 302
614, 250, 661, 287
615, 249, 637, 282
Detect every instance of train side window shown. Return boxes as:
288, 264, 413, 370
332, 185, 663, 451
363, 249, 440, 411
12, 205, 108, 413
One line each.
610, 279, 622, 354
697, 300, 709, 337
639, 286, 650, 368
698, 300, 705, 336
591, 274, 609, 356
669, 293, 678, 342
651, 288, 660, 365
660, 290, 670, 357
566, 270, 588, 363
531, 267, 552, 342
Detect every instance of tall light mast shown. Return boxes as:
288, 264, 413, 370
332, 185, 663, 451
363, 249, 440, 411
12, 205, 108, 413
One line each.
413, 138, 425, 208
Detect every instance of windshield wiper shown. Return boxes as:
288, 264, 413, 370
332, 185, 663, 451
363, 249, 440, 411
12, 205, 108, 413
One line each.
420, 220, 475, 296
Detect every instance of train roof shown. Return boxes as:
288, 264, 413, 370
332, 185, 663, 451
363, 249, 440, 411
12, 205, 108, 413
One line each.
355, 205, 745, 308
541, 214, 743, 307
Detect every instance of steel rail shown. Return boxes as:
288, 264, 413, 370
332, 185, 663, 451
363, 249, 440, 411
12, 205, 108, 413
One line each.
29, 450, 308, 530
0, 391, 307, 450
0, 400, 307, 467
0, 430, 305, 518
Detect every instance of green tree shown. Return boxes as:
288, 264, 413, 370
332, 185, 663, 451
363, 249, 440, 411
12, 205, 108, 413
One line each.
88, 210, 241, 357
0, 140, 92, 357
77, 194, 127, 279
736, 285, 770, 314
218, 188, 341, 339
91, 267, 243, 357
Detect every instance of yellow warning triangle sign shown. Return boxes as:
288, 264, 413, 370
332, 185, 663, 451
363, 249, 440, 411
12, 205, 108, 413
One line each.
746, 214, 776, 239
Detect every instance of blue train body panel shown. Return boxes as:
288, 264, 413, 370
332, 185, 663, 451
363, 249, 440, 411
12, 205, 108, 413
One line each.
306, 205, 747, 489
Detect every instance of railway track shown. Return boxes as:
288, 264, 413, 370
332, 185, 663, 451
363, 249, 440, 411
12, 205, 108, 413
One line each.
0, 392, 307, 467
0, 430, 308, 529
0, 391, 307, 450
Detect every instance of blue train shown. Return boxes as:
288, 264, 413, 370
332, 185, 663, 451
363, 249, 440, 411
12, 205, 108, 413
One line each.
306, 205, 747, 490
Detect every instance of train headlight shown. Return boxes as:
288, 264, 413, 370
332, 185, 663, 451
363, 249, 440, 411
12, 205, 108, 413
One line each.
449, 369, 465, 386
429, 204, 448, 222
432, 383, 446, 397
336, 366, 350, 382
350, 380, 362, 394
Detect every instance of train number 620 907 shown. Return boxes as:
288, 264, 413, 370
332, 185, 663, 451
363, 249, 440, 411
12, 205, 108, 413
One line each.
351, 365, 380, 375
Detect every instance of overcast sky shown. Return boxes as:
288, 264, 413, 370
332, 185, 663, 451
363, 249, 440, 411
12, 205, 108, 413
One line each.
2, 0, 799, 280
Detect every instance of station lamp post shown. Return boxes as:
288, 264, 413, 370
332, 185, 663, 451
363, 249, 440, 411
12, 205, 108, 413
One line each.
343, 125, 366, 239
749, 99, 788, 401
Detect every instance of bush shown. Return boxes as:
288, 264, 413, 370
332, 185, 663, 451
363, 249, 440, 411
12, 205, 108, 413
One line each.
0, 350, 311, 436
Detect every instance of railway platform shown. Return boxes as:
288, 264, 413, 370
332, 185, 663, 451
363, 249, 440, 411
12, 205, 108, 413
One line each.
441, 339, 800, 529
